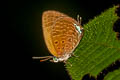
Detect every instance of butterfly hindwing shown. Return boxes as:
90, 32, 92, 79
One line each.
51, 17, 80, 57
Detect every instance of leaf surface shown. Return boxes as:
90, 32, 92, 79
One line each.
66, 6, 120, 80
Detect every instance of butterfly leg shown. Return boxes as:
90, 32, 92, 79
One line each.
64, 61, 72, 67
71, 53, 79, 58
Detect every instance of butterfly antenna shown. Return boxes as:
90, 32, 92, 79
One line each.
77, 15, 82, 25
32, 56, 53, 62
40, 57, 52, 62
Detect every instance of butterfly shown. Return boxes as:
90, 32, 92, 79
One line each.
32, 10, 84, 63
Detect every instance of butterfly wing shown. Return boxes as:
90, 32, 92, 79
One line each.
42, 11, 67, 57
51, 17, 83, 57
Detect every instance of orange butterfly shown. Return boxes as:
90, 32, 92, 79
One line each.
32, 10, 84, 63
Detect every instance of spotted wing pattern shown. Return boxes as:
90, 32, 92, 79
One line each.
42, 11, 67, 57
51, 17, 82, 57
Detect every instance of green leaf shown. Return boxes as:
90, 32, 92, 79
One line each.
104, 68, 120, 80
66, 6, 120, 80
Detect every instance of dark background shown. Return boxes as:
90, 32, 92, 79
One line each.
8, 0, 119, 80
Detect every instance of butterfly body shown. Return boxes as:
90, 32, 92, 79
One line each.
33, 10, 83, 62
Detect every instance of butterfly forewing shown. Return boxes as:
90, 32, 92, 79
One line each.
51, 17, 81, 57
42, 11, 67, 57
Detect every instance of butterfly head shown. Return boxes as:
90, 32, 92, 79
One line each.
51, 53, 71, 63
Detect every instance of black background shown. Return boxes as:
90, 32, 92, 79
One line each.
8, 0, 119, 80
